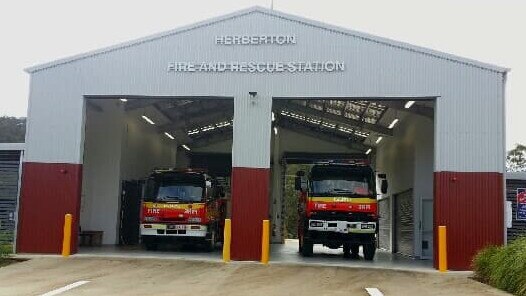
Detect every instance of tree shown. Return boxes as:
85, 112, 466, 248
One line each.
506, 144, 526, 172
0, 116, 26, 143
283, 163, 312, 239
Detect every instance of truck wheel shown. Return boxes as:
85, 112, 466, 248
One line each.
301, 238, 313, 257
350, 244, 360, 256
205, 231, 216, 252
143, 239, 158, 251
363, 244, 376, 261
343, 243, 351, 258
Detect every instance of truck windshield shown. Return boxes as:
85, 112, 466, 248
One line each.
311, 179, 371, 196
144, 173, 205, 203
310, 166, 374, 197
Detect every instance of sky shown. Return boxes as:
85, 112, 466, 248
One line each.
0, 0, 524, 149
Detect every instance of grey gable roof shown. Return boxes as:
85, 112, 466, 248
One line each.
25, 6, 509, 74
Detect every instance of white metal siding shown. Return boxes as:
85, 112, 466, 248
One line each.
232, 93, 272, 168
25, 9, 505, 172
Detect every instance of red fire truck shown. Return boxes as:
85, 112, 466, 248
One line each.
295, 161, 387, 260
140, 168, 226, 251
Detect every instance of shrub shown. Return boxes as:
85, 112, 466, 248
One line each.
473, 237, 526, 295
472, 245, 501, 283
0, 231, 13, 259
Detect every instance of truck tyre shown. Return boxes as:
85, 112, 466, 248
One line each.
350, 244, 360, 256
143, 238, 158, 251
301, 238, 313, 257
343, 243, 351, 258
205, 231, 216, 252
363, 244, 376, 261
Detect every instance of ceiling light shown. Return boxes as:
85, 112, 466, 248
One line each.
274, 127, 278, 135
120, 98, 128, 102
375, 136, 383, 144
182, 144, 191, 151
388, 118, 399, 129
141, 115, 155, 125
164, 132, 175, 140
404, 101, 415, 109
365, 148, 372, 155
272, 112, 275, 122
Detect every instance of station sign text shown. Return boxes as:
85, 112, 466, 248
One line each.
167, 35, 345, 74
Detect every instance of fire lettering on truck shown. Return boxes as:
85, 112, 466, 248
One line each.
147, 208, 160, 214
314, 203, 327, 209
185, 208, 198, 215
358, 204, 371, 210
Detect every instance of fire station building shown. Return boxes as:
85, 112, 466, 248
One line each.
14, 7, 507, 270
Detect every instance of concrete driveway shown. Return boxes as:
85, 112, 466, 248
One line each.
0, 257, 509, 296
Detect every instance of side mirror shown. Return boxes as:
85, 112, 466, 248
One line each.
380, 179, 388, 194
218, 186, 226, 198
205, 180, 212, 188
295, 171, 308, 192
294, 171, 305, 191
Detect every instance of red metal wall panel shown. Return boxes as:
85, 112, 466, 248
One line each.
230, 167, 269, 260
434, 172, 504, 270
17, 162, 82, 254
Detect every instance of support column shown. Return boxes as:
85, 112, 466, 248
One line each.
231, 93, 272, 260
270, 126, 284, 243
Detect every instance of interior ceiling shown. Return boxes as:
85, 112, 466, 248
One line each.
113, 97, 434, 151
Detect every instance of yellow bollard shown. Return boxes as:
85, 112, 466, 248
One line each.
261, 220, 270, 264
62, 214, 72, 257
438, 225, 447, 272
223, 219, 231, 263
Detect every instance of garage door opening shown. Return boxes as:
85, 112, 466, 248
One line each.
269, 98, 435, 267
80, 97, 233, 256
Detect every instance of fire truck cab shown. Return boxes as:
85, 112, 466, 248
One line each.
140, 168, 226, 251
296, 161, 387, 260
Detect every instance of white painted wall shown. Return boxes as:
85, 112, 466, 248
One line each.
120, 109, 177, 180
80, 101, 124, 244
278, 129, 362, 154
375, 112, 434, 257
81, 100, 176, 244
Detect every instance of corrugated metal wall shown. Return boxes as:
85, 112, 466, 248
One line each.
394, 190, 414, 256
20, 8, 506, 265
506, 176, 526, 242
434, 172, 504, 270
230, 167, 269, 260
232, 94, 272, 168
17, 163, 82, 254
230, 93, 272, 260
0, 150, 21, 244
24, 9, 505, 173
378, 197, 391, 251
